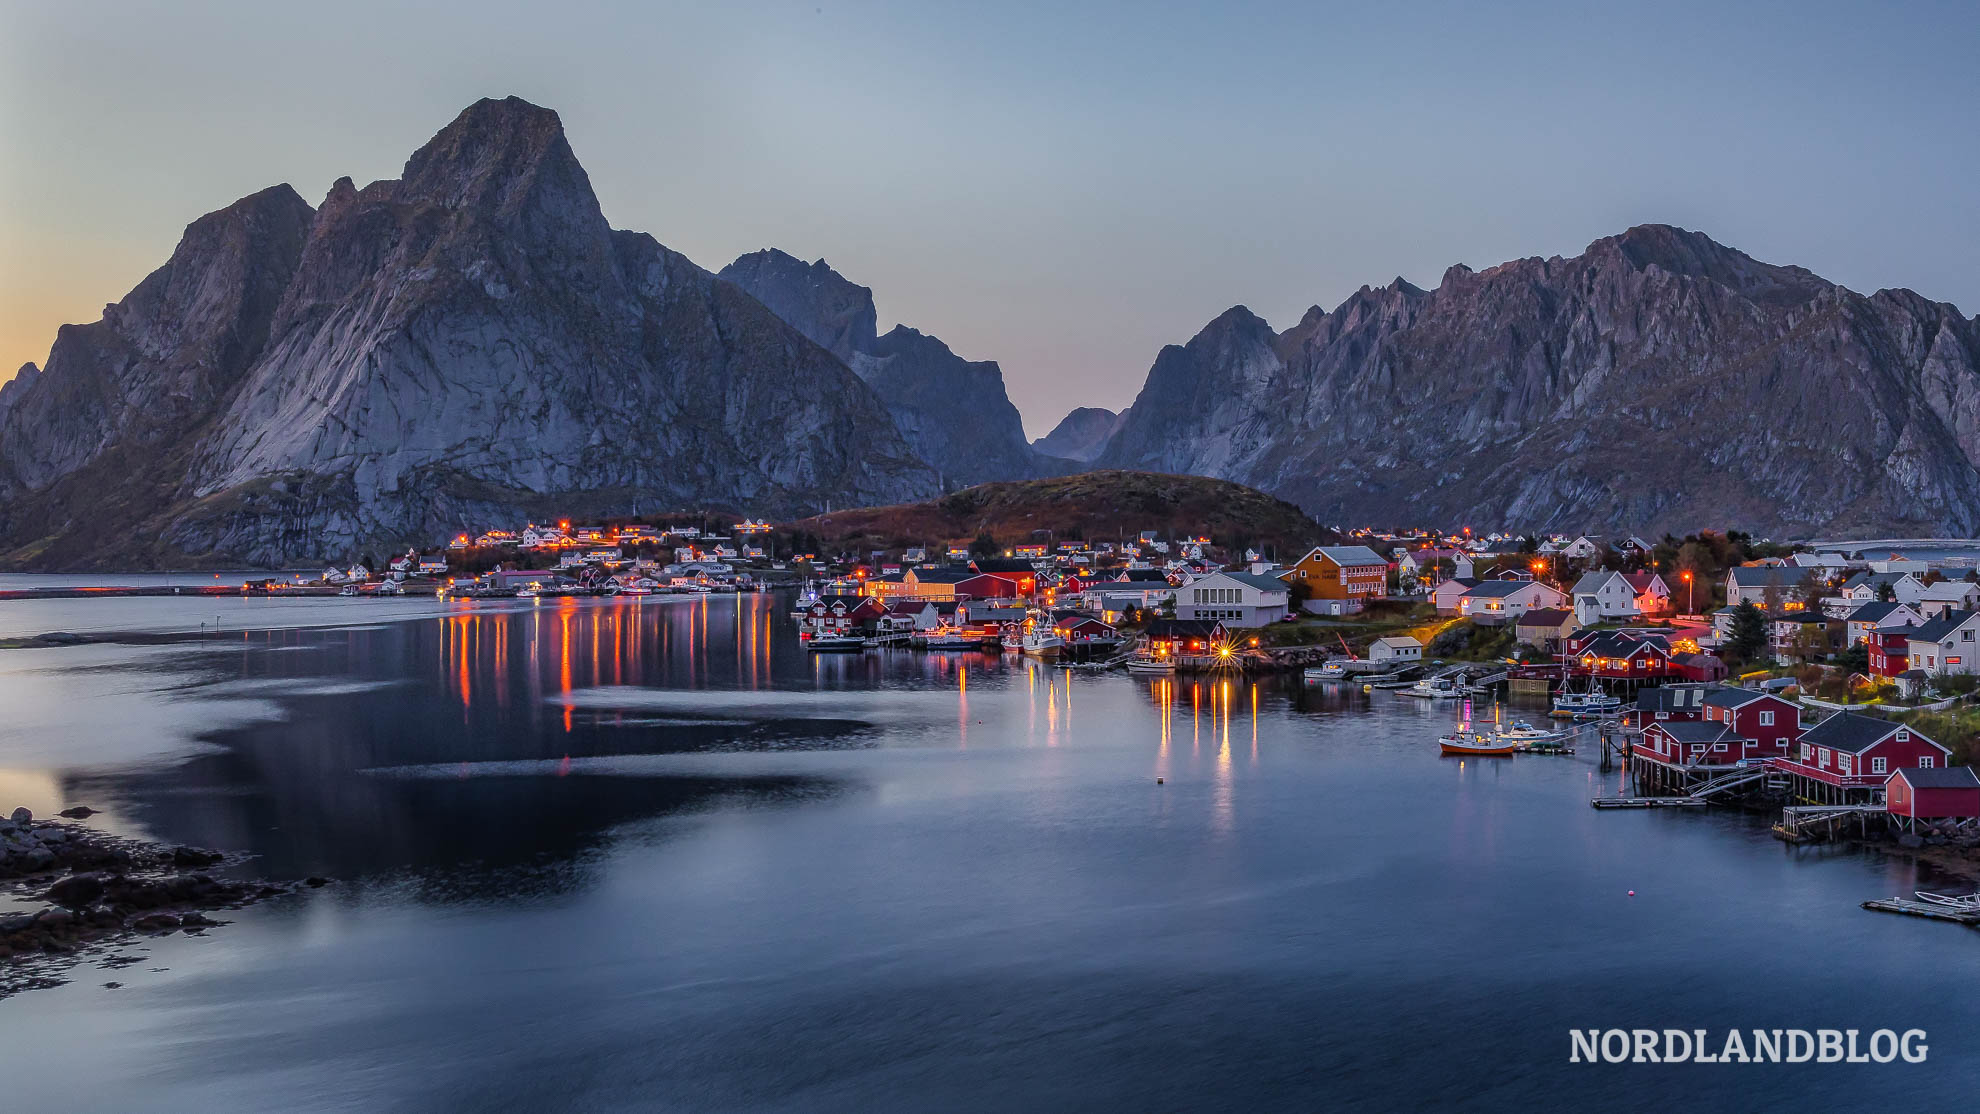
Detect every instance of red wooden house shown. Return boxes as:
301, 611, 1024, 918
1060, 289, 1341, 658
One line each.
804, 594, 888, 634
1568, 630, 1682, 682
1699, 688, 1801, 755
1775, 712, 1951, 803
1866, 626, 1911, 678
1886, 766, 1980, 827
1627, 683, 1711, 728
968, 558, 1040, 598
1636, 720, 1748, 772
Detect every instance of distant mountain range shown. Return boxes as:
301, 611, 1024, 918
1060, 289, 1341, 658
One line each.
4, 96, 1977, 569
1091, 225, 1980, 539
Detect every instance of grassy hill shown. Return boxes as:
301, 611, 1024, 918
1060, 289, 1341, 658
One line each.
784, 470, 1330, 559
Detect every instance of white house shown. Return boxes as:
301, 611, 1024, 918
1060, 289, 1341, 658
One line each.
1368, 635, 1422, 663
1840, 571, 1927, 607
1433, 577, 1481, 616
1915, 579, 1980, 619
1905, 609, 1980, 676
1459, 580, 1569, 625
1843, 600, 1922, 647
1725, 566, 1803, 607
417, 556, 448, 575
1178, 572, 1291, 628
1560, 536, 1604, 560
1570, 570, 1641, 626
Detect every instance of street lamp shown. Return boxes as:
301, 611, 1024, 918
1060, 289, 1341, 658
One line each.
1682, 570, 1693, 615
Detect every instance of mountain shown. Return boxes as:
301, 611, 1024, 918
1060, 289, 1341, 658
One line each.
1031, 406, 1127, 463
718, 249, 1041, 486
0, 363, 39, 428
0, 97, 937, 569
783, 470, 1328, 558
1098, 225, 1980, 538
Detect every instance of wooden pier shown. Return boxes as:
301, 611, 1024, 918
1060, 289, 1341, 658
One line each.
1861, 898, 1980, 925
1591, 797, 1706, 809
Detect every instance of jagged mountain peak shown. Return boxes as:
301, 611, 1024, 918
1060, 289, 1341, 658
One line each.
1031, 406, 1126, 464
1586, 223, 1829, 306
718, 249, 876, 363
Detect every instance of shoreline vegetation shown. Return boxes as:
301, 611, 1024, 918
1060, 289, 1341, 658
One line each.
0, 806, 320, 999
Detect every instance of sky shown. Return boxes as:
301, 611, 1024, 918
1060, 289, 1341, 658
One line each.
3, 0, 1977, 438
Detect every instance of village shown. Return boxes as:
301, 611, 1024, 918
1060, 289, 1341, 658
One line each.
232, 515, 1980, 900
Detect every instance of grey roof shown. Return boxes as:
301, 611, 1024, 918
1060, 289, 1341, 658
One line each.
1702, 686, 1766, 710
1310, 545, 1388, 568
1517, 608, 1574, 626
1842, 571, 1904, 591
1800, 711, 1915, 755
1572, 570, 1626, 595
1463, 580, 1548, 599
1908, 609, 1978, 643
1889, 766, 1980, 789
1637, 684, 1710, 712
1215, 572, 1291, 593
1844, 600, 1903, 624
907, 567, 979, 583
1651, 721, 1742, 744
1728, 566, 1800, 588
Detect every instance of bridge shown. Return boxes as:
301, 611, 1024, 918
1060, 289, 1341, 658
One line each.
1804, 537, 1980, 554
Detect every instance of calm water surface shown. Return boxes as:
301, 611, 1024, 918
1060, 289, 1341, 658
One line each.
0, 592, 1975, 1111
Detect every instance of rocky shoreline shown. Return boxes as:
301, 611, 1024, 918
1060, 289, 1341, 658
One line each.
1, 805, 319, 998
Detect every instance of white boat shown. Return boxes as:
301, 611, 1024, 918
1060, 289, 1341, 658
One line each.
1494, 721, 1570, 743
1021, 628, 1065, 657
1125, 656, 1177, 675
805, 633, 866, 653
1438, 729, 1517, 756
1913, 890, 1980, 911
1399, 676, 1464, 700
922, 628, 992, 650
1551, 688, 1622, 717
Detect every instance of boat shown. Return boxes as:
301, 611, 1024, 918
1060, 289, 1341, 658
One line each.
1021, 627, 1065, 657
1551, 687, 1623, 718
1913, 890, 1980, 911
804, 633, 866, 653
1398, 676, 1464, 700
1125, 656, 1177, 675
1494, 721, 1571, 744
922, 628, 994, 650
1438, 729, 1518, 756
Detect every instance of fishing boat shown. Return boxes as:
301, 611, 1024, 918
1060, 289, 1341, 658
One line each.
1020, 625, 1065, 658
1551, 687, 1623, 718
922, 627, 992, 650
1439, 729, 1518, 756
804, 633, 866, 653
1125, 656, 1177, 675
1399, 675, 1464, 700
1494, 721, 1571, 744
1913, 890, 1980, 911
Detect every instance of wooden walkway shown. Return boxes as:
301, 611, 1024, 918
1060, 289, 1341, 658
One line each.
1591, 797, 1706, 809
1862, 898, 1980, 925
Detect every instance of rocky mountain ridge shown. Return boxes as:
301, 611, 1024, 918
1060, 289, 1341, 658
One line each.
0, 98, 938, 568
1031, 406, 1127, 463
1098, 225, 1980, 538
718, 249, 1047, 486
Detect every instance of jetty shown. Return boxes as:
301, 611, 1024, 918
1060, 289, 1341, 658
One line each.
1591, 796, 1706, 809
1861, 897, 1980, 925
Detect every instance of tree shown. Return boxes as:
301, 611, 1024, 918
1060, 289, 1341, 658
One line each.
1761, 579, 1784, 616
1727, 601, 1769, 664
1794, 569, 1827, 608
1877, 581, 1897, 603
968, 532, 999, 559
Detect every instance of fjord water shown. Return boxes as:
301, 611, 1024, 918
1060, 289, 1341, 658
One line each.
0, 594, 1974, 1111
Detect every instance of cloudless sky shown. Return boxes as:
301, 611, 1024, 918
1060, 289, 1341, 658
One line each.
3, 0, 1976, 437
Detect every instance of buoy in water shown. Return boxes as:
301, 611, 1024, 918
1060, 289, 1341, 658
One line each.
1627, 890, 1636, 897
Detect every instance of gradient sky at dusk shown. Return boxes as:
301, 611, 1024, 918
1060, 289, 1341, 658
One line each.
3, 0, 1976, 436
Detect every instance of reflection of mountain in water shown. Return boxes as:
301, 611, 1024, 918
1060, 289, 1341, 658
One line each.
61, 595, 900, 889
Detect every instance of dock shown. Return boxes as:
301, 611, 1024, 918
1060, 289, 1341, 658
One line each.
1591, 796, 1706, 809
1861, 898, 1980, 925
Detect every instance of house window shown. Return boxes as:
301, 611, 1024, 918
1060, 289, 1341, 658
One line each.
1801, 744, 1812, 761
1713, 743, 1728, 752
1839, 756, 1852, 774
1759, 711, 1774, 726
1872, 757, 1887, 774
1818, 749, 1829, 768
1950, 657, 1963, 666
1921, 756, 1936, 769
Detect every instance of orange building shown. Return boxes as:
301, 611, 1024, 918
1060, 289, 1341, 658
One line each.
1283, 545, 1390, 606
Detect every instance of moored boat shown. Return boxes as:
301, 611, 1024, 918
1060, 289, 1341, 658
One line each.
804, 633, 866, 652
1399, 676, 1463, 699
1438, 729, 1517, 756
1125, 656, 1176, 675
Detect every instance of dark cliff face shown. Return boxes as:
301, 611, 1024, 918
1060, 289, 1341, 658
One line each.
0, 97, 938, 568
1099, 226, 1980, 537
1031, 406, 1126, 463
718, 249, 1041, 487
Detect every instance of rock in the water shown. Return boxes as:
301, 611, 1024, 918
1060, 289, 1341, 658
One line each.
170, 846, 223, 868
42, 872, 105, 909
9, 808, 29, 825
1898, 833, 1925, 848
21, 847, 55, 871
132, 913, 181, 933
57, 806, 96, 819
